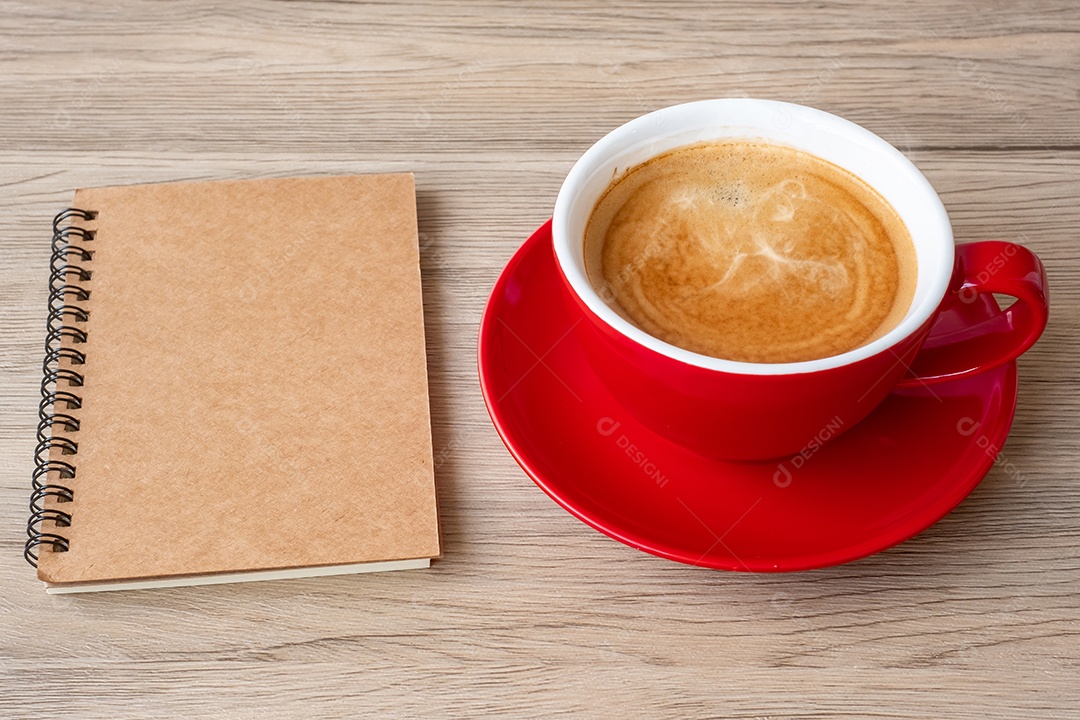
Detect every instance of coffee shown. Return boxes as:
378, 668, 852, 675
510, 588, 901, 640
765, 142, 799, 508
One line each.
584, 140, 917, 363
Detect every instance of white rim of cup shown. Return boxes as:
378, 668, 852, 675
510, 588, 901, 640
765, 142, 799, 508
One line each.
552, 98, 955, 376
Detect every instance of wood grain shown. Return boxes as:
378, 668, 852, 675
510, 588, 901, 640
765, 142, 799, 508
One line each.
1, 1, 1078, 718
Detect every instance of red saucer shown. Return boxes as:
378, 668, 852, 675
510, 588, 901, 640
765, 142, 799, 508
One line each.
478, 221, 1018, 571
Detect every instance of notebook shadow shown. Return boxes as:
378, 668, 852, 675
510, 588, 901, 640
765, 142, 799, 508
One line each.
415, 186, 461, 564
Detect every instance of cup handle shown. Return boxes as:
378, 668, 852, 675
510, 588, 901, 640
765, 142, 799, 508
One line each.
894, 240, 1049, 388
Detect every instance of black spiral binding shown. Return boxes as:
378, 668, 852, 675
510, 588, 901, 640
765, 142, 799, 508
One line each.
25, 208, 96, 567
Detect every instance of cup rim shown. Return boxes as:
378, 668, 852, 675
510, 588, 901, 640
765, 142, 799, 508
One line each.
552, 98, 954, 376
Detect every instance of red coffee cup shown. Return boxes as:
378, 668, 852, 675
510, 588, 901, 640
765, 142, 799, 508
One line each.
552, 99, 1048, 461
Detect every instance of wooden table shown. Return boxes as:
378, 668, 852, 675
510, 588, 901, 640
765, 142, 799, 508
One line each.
2, 2, 1078, 717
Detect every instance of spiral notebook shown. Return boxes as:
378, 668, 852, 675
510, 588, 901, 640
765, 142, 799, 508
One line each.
26, 174, 441, 593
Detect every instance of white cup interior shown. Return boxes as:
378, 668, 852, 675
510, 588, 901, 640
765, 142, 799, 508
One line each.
552, 99, 954, 375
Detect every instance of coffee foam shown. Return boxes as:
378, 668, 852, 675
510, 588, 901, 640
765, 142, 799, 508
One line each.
584, 141, 917, 363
